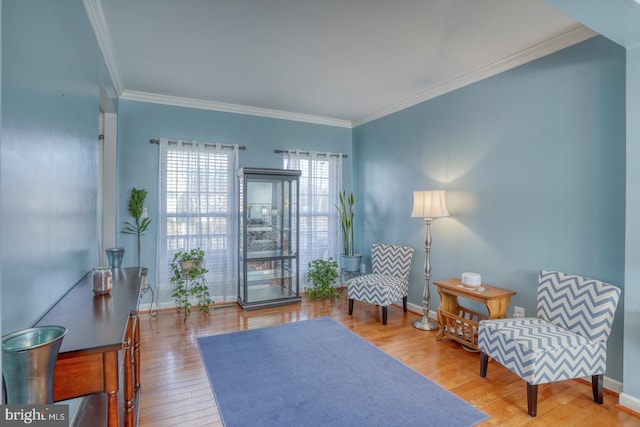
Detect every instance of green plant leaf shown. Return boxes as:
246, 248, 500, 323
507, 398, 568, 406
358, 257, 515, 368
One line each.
336, 190, 356, 255
306, 257, 340, 300
122, 187, 151, 266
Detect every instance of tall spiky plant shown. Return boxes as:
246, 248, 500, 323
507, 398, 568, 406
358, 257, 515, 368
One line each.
336, 191, 355, 256
122, 187, 151, 267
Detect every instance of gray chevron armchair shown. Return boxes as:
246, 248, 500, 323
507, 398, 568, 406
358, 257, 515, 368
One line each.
347, 243, 413, 325
478, 270, 621, 417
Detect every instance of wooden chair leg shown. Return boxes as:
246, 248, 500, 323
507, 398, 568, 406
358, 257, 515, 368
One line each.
402, 296, 407, 312
479, 352, 489, 378
527, 383, 538, 417
348, 299, 354, 315
381, 306, 387, 325
592, 374, 604, 404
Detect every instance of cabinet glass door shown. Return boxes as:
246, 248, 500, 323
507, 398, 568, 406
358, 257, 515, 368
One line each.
238, 168, 300, 310
245, 259, 297, 303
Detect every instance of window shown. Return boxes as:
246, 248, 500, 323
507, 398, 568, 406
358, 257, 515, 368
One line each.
156, 139, 239, 306
283, 150, 342, 274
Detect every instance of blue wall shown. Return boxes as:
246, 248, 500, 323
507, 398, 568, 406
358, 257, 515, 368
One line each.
116, 100, 352, 290
624, 44, 640, 402
353, 36, 626, 381
1, 0, 111, 333
540, 0, 640, 406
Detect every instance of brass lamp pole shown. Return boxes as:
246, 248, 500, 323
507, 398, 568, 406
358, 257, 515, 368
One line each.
411, 190, 449, 331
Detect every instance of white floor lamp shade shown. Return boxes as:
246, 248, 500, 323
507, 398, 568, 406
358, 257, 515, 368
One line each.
411, 190, 449, 219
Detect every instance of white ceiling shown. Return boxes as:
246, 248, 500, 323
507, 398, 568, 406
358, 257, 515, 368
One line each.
87, 0, 596, 127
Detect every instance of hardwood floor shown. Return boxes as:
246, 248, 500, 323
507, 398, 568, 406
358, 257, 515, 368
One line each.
138, 296, 640, 426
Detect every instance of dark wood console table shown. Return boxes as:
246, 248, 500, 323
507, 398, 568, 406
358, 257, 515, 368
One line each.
35, 267, 143, 427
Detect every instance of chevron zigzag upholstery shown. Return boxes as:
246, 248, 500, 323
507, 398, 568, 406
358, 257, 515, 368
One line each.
537, 270, 619, 342
347, 244, 413, 325
478, 270, 621, 417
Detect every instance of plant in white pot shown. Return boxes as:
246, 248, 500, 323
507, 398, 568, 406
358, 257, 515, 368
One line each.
336, 190, 362, 273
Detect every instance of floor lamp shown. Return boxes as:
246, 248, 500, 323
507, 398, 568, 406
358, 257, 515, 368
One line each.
411, 190, 449, 331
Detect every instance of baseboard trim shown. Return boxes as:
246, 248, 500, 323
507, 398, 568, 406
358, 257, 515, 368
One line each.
619, 392, 640, 414
603, 376, 624, 395
406, 301, 437, 319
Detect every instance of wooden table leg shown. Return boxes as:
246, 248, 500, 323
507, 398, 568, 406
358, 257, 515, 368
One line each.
133, 311, 141, 390
125, 313, 135, 427
103, 351, 119, 427
486, 296, 512, 319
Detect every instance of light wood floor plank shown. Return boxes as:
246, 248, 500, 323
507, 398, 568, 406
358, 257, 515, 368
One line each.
138, 297, 640, 426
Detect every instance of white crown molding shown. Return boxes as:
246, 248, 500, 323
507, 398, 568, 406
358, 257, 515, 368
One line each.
83, 0, 123, 95
119, 90, 353, 128
352, 24, 598, 128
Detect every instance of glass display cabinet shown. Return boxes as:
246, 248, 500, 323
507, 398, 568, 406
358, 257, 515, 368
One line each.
238, 167, 301, 310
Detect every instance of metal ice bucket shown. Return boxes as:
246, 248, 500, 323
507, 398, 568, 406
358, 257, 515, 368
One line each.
2, 325, 67, 404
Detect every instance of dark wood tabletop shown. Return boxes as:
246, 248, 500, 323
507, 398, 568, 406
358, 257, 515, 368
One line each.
35, 267, 142, 354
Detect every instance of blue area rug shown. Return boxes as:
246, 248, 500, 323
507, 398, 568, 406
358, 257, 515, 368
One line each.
197, 317, 488, 427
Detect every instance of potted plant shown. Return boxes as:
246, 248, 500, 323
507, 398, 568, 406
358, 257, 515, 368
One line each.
336, 190, 362, 273
170, 248, 213, 315
122, 187, 151, 267
175, 248, 205, 273
305, 258, 340, 299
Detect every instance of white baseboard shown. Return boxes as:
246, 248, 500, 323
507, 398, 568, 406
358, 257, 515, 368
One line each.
138, 302, 153, 312
619, 392, 640, 413
604, 377, 623, 395
406, 301, 436, 319
138, 300, 182, 312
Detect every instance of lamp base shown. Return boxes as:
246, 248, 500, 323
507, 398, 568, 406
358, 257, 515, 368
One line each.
412, 315, 439, 331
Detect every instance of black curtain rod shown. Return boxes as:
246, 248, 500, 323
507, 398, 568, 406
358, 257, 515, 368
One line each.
274, 149, 347, 158
150, 138, 246, 150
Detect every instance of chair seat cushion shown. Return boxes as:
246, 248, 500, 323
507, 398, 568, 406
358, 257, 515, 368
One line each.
478, 318, 606, 385
347, 273, 408, 307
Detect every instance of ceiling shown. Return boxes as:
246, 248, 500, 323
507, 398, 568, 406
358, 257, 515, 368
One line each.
87, 0, 596, 128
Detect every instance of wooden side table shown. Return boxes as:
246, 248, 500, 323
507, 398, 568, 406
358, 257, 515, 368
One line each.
434, 278, 516, 351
